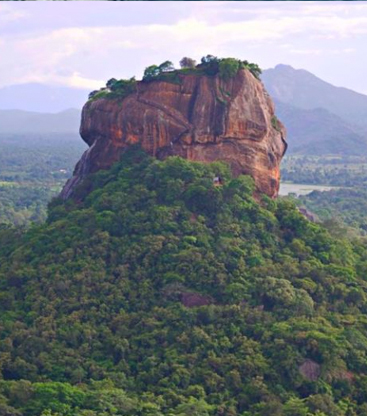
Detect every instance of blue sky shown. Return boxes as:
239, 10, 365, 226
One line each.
1, 1, 367, 94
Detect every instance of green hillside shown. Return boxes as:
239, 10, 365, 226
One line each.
1, 148, 367, 416
0, 134, 86, 227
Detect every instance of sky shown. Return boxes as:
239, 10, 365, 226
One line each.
1, 1, 367, 94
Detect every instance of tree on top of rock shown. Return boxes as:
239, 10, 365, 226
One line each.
180, 57, 196, 69
158, 60, 175, 73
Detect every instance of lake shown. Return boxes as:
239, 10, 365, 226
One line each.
279, 183, 336, 197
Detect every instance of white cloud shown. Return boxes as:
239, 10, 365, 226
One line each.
290, 49, 323, 56
67, 72, 104, 90
1, 3, 367, 90
20, 71, 103, 91
301, 2, 367, 16
288, 47, 355, 56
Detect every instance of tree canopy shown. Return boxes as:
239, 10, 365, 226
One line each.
1, 147, 367, 415
89, 56, 262, 102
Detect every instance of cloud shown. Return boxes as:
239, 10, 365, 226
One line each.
20, 71, 103, 91
288, 47, 355, 56
67, 72, 104, 90
301, 2, 367, 16
0, 4, 27, 23
1, 2, 367, 91
289, 49, 324, 56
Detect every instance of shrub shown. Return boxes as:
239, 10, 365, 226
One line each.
88, 78, 137, 102
143, 65, 161, 81
219, 58, 240, 80
143, 61, 175, 82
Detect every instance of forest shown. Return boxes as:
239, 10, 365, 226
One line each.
1, 148, 367, 415
281, 155, 367, 187
281, 155, 367, 235
298, 188, 367, 236
0, 134, 85, 226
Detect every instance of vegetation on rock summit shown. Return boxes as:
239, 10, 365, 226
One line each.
88, 55, 262, 102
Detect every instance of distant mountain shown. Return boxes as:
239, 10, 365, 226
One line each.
262, 64, 367, 155
0, 108, 81, 134
274, 99, 367, 155
262, 64, 367, 130
0, 83, 89, 113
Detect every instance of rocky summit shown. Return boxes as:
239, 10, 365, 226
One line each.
61, 66, 286, 199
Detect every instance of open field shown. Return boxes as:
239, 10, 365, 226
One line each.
279, 183, 337, 196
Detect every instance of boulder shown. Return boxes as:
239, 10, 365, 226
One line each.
61, 69, 287, 199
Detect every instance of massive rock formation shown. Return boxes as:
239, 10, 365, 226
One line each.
61, 69, 287, 199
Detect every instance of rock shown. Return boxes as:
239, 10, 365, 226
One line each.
337, 370, 354, 382
61, 69, 287, 199
298, 207, 318, 222
299, 359, 321, 381
181, 292, 211, 308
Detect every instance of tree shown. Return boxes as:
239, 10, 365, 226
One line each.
199, 55, 220, 76
306, 394, 344, 416
0, 403, 21, 416
158, 60, 175, 73
219, 58, 240, 80
88, 90, 99, 100
143, 61, 174, 81
143, 65, 160, 81
174, 397, 214, 416
247, 63, 262, 79
180, 57, 196, 69
106, 78, 118, 89
200, 55, 218, 65
108, 78, 137, 94
283, 398, 309, 416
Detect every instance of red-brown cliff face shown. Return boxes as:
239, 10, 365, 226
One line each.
61, 69, 287, 199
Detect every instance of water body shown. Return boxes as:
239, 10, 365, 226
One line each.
279, 183, 336, 197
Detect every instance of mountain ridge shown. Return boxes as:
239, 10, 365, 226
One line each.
0, 108, 81, 134
262, 64, 367, 130
0, 83, 88, 113
273, 99, 367, 155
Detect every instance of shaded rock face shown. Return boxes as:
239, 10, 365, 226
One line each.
61, 70, 287, 199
